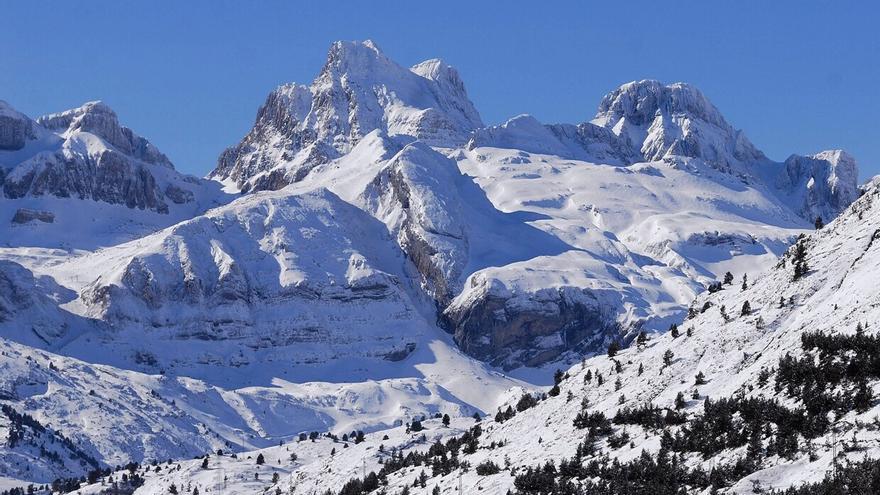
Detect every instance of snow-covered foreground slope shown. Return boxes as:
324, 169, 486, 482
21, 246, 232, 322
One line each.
95, 177, 880, 494
0, 333, 521, 486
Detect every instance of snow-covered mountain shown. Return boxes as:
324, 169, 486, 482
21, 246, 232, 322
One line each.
210, 40, 483, 193
470, 80, 858, 225
0, 100, 231, 253
0, 40, 871, 493
0, 100, 221, 214
89, 176, 880, 494
200, 42, 861, 371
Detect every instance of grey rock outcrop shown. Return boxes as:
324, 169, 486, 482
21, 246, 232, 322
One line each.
0, 101, 36, 151
443, 286, 620, 370
11, 208, 54, 224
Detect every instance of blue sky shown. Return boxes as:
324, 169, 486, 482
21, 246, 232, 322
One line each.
2, 1, 878, 179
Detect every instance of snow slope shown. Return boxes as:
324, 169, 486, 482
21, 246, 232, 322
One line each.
101, 176, 880, 494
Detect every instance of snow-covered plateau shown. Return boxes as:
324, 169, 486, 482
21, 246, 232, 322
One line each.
0, 40, 874, 493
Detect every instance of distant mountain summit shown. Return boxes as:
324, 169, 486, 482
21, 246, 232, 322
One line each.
211, 40, 483, 192
592, 80, 766, 169
0, 100, 217, 214
470, 79, 859, 224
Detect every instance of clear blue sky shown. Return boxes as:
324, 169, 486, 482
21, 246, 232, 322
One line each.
2, 1, 878, 179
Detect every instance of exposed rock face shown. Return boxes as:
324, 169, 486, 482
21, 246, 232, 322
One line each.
779, 150, 860, 223
0, 101, 199, 213
210, 40, 483, 192
0, 101, 36, 151
4, 148, 171, 212
361, 142, 469, 306
444, 284, 619, 369
546, 121, 640, 164
11, 208, 54, 224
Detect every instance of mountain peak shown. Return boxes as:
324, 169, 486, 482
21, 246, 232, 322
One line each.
596, 80, 725, 128
592, 79, 765, 171
38, 100, 116, 133
212, 41, 482, 192
36, 101, 174, 169
321, 39, 391, 77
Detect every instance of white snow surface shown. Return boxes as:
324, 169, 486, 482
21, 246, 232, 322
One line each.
71, 176, 880, 494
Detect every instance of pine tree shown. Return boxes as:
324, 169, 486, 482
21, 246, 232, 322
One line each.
695, 371, 707, 385
549, 369, 562, 397
670, 324, 679, 338
792, 240, 809, 280
663, 350, 674, 367
741, 301, 751, 316
746, 425, 763, 467
675, 392, 686, 410
607, 341, 620, 358
854, 381, 873, 412
636, 331, 648, 347
741, 274, 748, 291
442, 414, 450, 427
815, 216, 824, 229
169, 484, 178, 495
638, 363, 644, 376
201, 457, 208, 470
256, 453, 265, 465
723, 271, 734, 285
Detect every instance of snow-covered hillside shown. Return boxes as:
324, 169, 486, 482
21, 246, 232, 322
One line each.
92, 177, 880, 494
0, 40, 870, 493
